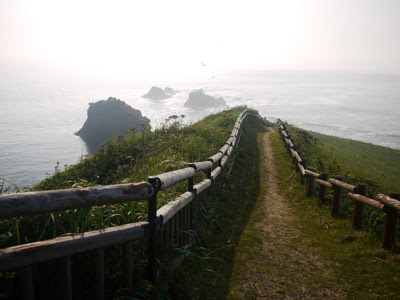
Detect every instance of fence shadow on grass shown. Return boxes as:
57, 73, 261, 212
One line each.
198, 115, 268, 299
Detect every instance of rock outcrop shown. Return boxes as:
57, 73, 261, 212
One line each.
142, 86, 174, 100
164, 87, 174, 96
75, 97, 150, 148
184, 90, 226, 110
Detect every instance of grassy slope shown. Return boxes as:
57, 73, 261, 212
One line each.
0, 107, 252, 299
285, 125, 400, 194
270, 129, 400, 299
310, 131, 400, 193
199, 125, 400, 299
0, 107, 247, 249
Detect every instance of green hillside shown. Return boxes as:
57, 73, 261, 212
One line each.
285, 125, 400, 195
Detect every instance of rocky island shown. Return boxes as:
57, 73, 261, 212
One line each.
75, 97, 150, 148
184, 89, 226, 110
142, 86, 174, 100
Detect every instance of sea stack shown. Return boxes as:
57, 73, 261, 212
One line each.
75, 97, 150, 148
184, 89, 226, 110
142, 86, 174, 100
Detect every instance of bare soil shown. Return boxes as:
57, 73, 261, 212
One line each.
229, 128, 347, 299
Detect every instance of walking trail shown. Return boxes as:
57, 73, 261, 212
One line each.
228, 128, 347, 299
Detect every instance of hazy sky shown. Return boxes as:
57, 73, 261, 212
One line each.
1, 0, 400, 81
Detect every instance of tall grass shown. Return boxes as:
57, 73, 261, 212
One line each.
0, 106, 253, 299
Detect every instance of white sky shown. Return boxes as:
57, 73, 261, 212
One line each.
1, 0, 400, 81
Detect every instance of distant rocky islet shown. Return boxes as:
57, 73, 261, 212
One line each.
142, 86, 175, 100
75, 97, 150, 149
183, 89, 226, 110
76, 89, 227, 148
143, 86, 226, 109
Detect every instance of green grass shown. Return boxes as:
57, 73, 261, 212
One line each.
283, 124, 400, 236
0, 106, 257, 299
2, 110, 400, 299
0, 107, 248, 248
284, 124, 400, 194
270, 129, 400, 299
194, 114, 269, 299
198, 123, 400, 299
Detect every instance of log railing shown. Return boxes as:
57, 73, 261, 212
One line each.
0, 109, 249, 299
277, 120, 400, 250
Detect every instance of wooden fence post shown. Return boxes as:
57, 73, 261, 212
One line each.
306, 167, 316, 197
147, 178, 159, 283
163, 221, 170, 249
170, 215, 175, 246
190, 201, 194, 230
300, 158, 308, 185
123, 241, 133, 290
352, 183, 367, 229
286, 135, 292, 154
158, 221, 164, 251
382, 191, 400, 249
318, 173, 329, 202
296, 150, 302, 173
292, 144, 298, 166
21, 265, 34, 300
178, 209, 183, 246
60, 256, 72, 300
331, 176, 344, 217
95, 248, 105, 300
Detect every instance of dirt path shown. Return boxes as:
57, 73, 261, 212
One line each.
229, 128, 346, 299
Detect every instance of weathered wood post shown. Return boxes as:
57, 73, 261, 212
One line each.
147, 177, 159, 283
318, 173, 329, 202
61, 256, 72, 300
21, 265, 34, 300
123, 241, 133, 290
163, 221, 170, 249
286, 135, 292, 155
183, 206, 188, 245
95, 248, 105, 300
170, 215, 175, 246
352, 183, 368, 229
296, 150, 302, 173
189, 201, 194, 230
178, 209, 183, 246
382, 191, 400, 249
187, 173, 194, 245
186, 205, 190, 244
300, 158, 308, 185
207, 168, 211, 180
331, 176, 344, 217
306, 167, 316, 197
292, 144, 298, 166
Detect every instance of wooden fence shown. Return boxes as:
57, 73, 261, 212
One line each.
0, 109, 249, 299
277, 120, 400, 250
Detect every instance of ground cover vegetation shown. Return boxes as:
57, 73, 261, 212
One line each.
196, 122, 400, 298
270, 129, 400, 298
0, 106, 252, 299
1, 110, 399, 299
284, 124, 400, 236
194, 115, 270, 298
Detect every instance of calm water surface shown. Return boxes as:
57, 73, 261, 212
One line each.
1, 70, 399, 188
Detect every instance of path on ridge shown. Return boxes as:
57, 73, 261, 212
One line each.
228, 128, 347, 299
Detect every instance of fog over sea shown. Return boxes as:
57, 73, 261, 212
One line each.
1, 70, 400, 189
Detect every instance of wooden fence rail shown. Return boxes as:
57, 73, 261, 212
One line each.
0, 109, 250, 299
277, 120, 400, 250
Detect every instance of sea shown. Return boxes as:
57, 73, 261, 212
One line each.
1, 70, 400, 189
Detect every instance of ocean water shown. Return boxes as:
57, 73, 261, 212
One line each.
1, 70, 399, 189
